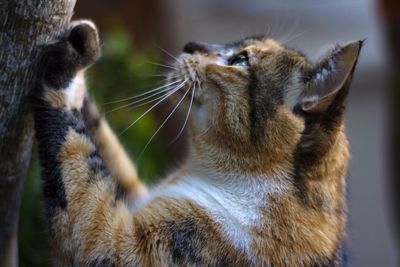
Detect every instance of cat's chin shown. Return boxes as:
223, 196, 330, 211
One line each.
170, 82, 204, 110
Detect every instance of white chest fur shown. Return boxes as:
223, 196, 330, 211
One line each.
159, 170, 287, 257
65, 71, 85, 109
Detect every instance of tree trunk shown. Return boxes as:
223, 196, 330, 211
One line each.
0, 1, 76, 266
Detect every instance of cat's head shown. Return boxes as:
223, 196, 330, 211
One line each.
168, 37, 362, 174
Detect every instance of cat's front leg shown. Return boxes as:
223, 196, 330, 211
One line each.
35, 20, 102, 218
34, 21, 131, 264
82, 96, 148, 204
41, 20, 147, 205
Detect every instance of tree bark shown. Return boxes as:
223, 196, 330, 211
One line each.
0, 1, 76, 266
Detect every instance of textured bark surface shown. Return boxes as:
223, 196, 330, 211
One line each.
0, 1, 76, 266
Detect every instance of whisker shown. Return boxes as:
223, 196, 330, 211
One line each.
264, 23, 272, 37
147, 61, 178, 70
280, 29, 308, 45
105, 87, 179, 114
273, 5, 290, 41
101, 78, 174, 105
137, 85, 191, 160
277, 14, 298, 44
198, 125, 211, 138
169, 81, 197, 145
195, 80, 210, 138
123, 88, 183, 111
145, 73, 179, 78
157, 45, 181, 63
103, 80, 182, 106
140, 73, 182, 81
118, 79, 188, 136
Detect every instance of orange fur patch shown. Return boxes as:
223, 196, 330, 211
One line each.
43, 89, 67, 108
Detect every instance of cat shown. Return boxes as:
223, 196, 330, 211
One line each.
33, 20, 362, 266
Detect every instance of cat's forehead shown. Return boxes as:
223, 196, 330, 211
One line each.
227, 36, 284, 51
187, 36, 298, 60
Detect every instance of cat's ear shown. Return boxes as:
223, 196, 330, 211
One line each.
299, 40, 363, 112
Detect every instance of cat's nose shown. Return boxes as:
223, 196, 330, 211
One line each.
183, 42, 208, 54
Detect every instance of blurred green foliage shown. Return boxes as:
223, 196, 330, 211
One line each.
19, 25, 169, 266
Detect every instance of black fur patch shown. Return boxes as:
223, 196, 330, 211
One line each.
82, 97, 102, 132
40, 41, 78, 89
85, 142, 127, 202
85, 150, 126, 202
166, 217, 204, 265
183, 42, 210, 54
88, 258, 115, 267
248, 70, 266, 143
247, 68, 282, 143
87, 150, 111, 179
34, 102, 88, 230
114, 182, 127, 201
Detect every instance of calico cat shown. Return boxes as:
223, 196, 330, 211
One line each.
33, 20, 362, 266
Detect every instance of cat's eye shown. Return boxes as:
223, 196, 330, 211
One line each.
229, 53, 249, 67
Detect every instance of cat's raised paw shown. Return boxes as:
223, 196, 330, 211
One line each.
67, 20, 101, 66
41, 20, 100, 88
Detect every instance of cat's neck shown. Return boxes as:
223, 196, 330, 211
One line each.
183, 159, 292, 197
187, 148, 293, 181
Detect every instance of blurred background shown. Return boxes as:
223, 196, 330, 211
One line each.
19, 0, 399, 266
